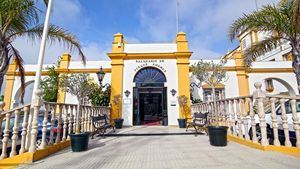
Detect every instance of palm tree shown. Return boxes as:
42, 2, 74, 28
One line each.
0, 0, 86, 101
229, 0, 300, 92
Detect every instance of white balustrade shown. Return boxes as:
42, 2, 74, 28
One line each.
62, 105, 69, 142
280, 98, 292, 147
20, 105, 30, 154
40, 104, 49, 149
56, 105, 63, 144
10, 109, 20, 157
29, 90, 43, 153
0, 111, 11, 159
248, 98, 258, 143
68, 105, 74, 139
230, 100, 237, 136
270, 98, 280, 146
190, 82, 300, 149
254, 83, 268, 146
49, 104, 56, 145
0, 96, 110, 160
291, 99, 300, 147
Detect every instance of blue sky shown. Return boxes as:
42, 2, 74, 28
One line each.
13, 0, 279, 64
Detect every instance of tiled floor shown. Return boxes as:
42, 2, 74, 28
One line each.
18, 126, 300, 169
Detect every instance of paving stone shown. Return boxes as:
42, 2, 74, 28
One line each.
17, 126, 300, 169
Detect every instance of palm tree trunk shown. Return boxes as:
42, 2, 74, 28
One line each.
0, 74, 4, 94
0, 46, 9, 95
291, 43, 300, 94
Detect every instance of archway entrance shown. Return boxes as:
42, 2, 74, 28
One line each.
133, 67, 168, 126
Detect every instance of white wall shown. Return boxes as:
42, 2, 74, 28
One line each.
122, 59, 179, 126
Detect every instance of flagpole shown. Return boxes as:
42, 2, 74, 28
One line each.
176, 0, 179, 33
26, 0, 53, 151
31, 0, 53, 101
255, 0, 258, 10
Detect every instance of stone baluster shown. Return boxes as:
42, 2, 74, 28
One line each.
230, 100, 237, 136
280, 98, 292, 147
241, 98, 250, 140
81, 106, 84, 132
10, 109, 20, 157
248, 98, 258, 143
49, 104, 56, 145
56, 105, 63, 144
40, 103, 49, 149
227, 100, 232, 135
73, 105, 77, 133
222, 101, 227, 126
0, 111, 12, 159
81, 106, 85, 132
91, 108, 95, 132
68, 105, 74, 138
62, 105, 69, 142
224, 101, 230, 133
235, 99, 243, 138
19, 105, 30, 154
87, 107, 91, 132
85, 107, 89, 131
29, 90, 43, 153
0, 102, 5, 140
270, 98, 280, 146
254, 82, 268, 146
76, 105, 81, 133
290, 99, 300, 147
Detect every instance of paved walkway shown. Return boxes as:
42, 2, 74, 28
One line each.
18, 126, 300, 169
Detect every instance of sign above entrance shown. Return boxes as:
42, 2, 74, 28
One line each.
134, 60, 167, 73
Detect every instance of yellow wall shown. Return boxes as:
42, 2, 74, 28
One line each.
3, 60, 17, 110
56, 53, 71, 104
108, 33, 125, 120
176, 32, 192, 119
233, 51, 250, 97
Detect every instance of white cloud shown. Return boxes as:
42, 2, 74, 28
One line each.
12, 37, 110, 65
52, 0, 83, 26
82, 42, 110, 61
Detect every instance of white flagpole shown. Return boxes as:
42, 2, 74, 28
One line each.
31, 0, 53, 101
26, 0, 53, 151
255, 0, 258, 11
176, 0, 179, 33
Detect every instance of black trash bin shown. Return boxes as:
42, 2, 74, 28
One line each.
114, 118, 124, 129
177, 119, 186, 128
208, 126, 228, 146
69, 132, 90, 152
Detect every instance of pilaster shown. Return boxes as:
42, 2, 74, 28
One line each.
175, 32, 192, 119
233, 51, 250, 97
108, 33, 125, 120
57, 53, 71, 104
4, 60, 17, 110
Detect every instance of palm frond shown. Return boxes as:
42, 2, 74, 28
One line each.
8, 24, 86, 64
1, 0, 39, 36
8, 43, 25, 103
243, 37, 282, 66
229, 4, 291, 42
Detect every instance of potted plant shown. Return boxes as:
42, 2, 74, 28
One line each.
177, 95, 189, 128
191, 60, 228, 146
113, 95, 123, 129
59, 73, 96, 152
